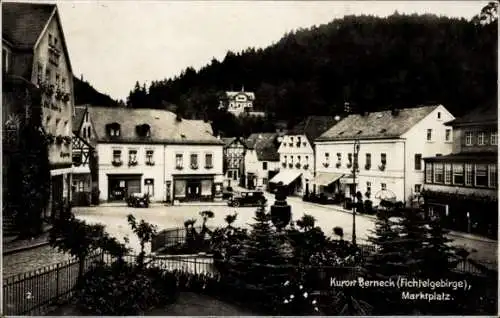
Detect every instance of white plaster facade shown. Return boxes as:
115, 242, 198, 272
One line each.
244, 148, 280, 188
277, 134, 315, 195
315, 105, 455, 205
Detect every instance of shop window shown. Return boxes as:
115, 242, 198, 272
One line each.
425, 163, 433, 183
453, 164, 464, 185
465, 164, 473, 186
174, 180, 186, 198
444, 164, 452, 184
488, 165, 497, 188
475, 164, 488, 187
433, 163, 444, 184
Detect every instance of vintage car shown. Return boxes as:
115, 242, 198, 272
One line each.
126, 192, 150, 208
228, 191, 267, 207
222, 186, 234, 200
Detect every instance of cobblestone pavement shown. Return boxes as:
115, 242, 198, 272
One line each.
2, 245, 72, 278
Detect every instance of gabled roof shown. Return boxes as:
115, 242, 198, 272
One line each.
288, 116, 338, 142
72, 106, 86, 133
2, 2, 55, 48
87, 106, 224, 145
222, 137, 236, 146
446, 104, 497, 127
246, 133, 280, 161
316, 106, 439, 142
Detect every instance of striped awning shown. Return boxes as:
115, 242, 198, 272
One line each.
313, 172, 344, 186
269, 170, 302, 186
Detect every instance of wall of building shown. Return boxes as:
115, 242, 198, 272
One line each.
403, 105, 454, 201
278, 134, 314, 194
452, 124, 497, 154
33, 13, 74, 169
97, 143, 164, 201
164, 144, 224, 199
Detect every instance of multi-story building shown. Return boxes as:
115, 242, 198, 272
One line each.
315, 105, 455, 207
71, 105, 97, 206
272, 116, 338, 195
219, 87, 264, 117
88, 107, 224, 203
3, 3, 74, 215
244, 133, 281, 189
222, 137, 246, 187
423, 105, 497, 238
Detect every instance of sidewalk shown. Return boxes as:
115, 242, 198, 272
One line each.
3, 223, 53, 255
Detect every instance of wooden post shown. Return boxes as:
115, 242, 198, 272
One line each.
55, 263, 60, 301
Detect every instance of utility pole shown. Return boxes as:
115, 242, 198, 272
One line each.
352, 139, 360, 246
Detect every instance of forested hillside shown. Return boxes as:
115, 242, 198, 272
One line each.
125, 4, 497, 136
73, 76, 119, 107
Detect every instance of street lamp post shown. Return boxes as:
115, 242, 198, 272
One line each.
352, 139, 360, 246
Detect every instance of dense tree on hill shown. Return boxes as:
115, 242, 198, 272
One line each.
123, 9, 497, 136
73, 76, 118, 107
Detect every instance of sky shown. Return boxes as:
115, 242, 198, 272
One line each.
28, 0, 489, 101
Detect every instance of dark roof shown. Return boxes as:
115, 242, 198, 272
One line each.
2, 3, 55, 48
424, 152, 497, 163
87, 107, 224, 145
72, 106, 86, 133
316, 106, 439, 141
288, 116, 338, 142
221, 137, 236, 147
446, 105, 497, 127
246, 133, 280, 161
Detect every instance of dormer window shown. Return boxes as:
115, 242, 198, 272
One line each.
136, 124, 151, 138
106, 123, 121, 137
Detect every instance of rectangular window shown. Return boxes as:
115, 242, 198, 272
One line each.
305, 155, 309, 162
477, 132, 486, 145
263, 161, 268, 170
426, 129, 432, 141
61, 78, 66, 90
491, 132, 498, 145
45, 69, 51, 83
453, 164, 464, 185
128, 150, 137, 164
205, 153, 213, 168
414, 154, 422, 170
283, 155, 287, 163
489, 164, 497, 188
465, 163, 473, 186
444, 163, 452, 184
146, 150, 154, 164
297, 136, 301, 147
325, 152, 330, 160
381, 183, 387, 190
433, 163, 444, 184
414, 184, 421, 193
465, 132, 473, 146
445, 129, 451, 142
112, 150, 121, 163
365, 153, 371, 168
190, 154, 198, 169
366, 181, 371, 193
475, 164, 488, 187
175, 154, 183, 169
381, 153, 386, 165
348, 153, 353, 163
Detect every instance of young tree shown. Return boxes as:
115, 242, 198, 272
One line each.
127, 214, 157, 268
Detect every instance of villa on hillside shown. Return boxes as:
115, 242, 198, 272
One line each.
218, 87, 265, 117
88, 107, 224, 204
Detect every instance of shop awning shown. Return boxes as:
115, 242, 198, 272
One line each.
340, 175, 358, 184
314, 172, 344, 186
269, 170, 302, 186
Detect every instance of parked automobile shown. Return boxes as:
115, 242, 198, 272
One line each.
228, 191, 267, 207
222, 186, 234, 200
111, 188, 126, 201
127, 192, 150, 208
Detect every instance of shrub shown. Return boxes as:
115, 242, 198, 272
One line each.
75, 262, 178, 315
